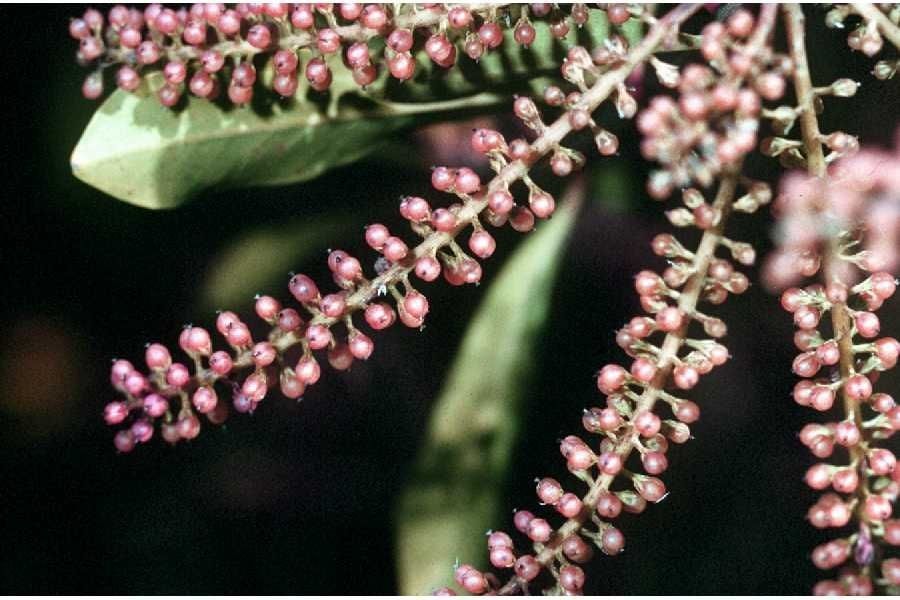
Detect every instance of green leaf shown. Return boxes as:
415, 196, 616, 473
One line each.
69, 74, 419, 209
70, 11, 611, 209
394, 190, 582, 595
197, 215, 354, 312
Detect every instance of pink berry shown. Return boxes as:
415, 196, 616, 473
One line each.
529, 191, 555, 219
225, 322, 252, 347
845, 374, 872, 400
559, 565, 585, 592
280, 369, 306, 399
489, 546, 515, 569
599, 451, 623, 475
556, 493, 583, 518
403, 292, 429, 320
630, 357, 657, 383
365, 223, 390, 250
870, 448, 897, 475
642, 451, 668, 475
130, 419, 153, 443
192, 386, 218, 413
201, 50, 225, 73
468, 230, 496, 259
388, 52, 416, 80
142, 393, 168, 418
114, 429, 136, 452
251, 342, 277, 367
509, 206, 536, 233
289, 274, 319, 303
597, 364, 627, 394
876, 338, 900, 367
247, 23, 272, 49
359, 4, 387, 29
526, 518, 552, 542
116, 66, 140, 92
255, 295, 282, 322
411, 256, 440, 282
478, 22, 503, 49
166, 363, 191, 388
365, 303, 396, 330
382, 236, 409, 262
306, 324, 333, 350
430, 208, 458, 232
295, 356, 321, 385
177, 414, 201, 439
241, 373, 268, 402
601, 526, 625, 554
515, 20, 536, 46
536, 476, 564, 505
673, 364, 699, 390
145, 343, 172, 370
82, 73, 104, 100
514, 555, 540, 581
865, 495, 892, 521
348, 331, 374, 360
209, 351, 233, 375
104, 401, 129, 425
387, 28, 413, 52
305, 57, 333, 91
513, 509, 534, 533
454, 168, 481, 194
189, 71, 215, 98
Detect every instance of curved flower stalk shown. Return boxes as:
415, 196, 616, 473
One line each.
770, 5, 900, 594
826, 3, 900, 81
70, 3, 635, 106
442, 6, 783, 595
100, 5, 702, 452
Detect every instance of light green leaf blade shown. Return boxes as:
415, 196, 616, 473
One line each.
70, 79, 417, 210
394, 189, 582, 595
197, 215, 354, 311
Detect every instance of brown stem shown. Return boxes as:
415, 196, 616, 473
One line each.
784, 5, 827, 177
852, 2, 900, 51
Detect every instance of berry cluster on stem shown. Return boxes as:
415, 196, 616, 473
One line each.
70, 3, 635, 106
774, 5, 900, 594
99, 3, 675, 452
440, 5, 783, 595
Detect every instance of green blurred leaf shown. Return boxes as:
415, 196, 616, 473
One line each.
590, 159, 639, 213
197, 215, 353, 311
394, 190, 582, 595
70, 11, 611, 209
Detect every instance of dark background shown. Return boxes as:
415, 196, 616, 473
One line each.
2, 4, 900, 595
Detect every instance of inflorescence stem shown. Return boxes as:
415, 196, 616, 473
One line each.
495, 5, 780, 594
785, 4, 881, 587
497, 167, 740, 595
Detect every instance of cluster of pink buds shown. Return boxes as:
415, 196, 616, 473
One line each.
781, 238, 900, 594
438, 8, 781, 594
638, 9, 785, 198
101, 46, 657, 451
764, 135, 900, 291
826, 3, 900, 79
69, 3, 627, 106
441, 179, 764, 594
